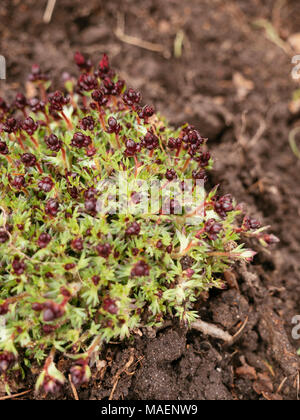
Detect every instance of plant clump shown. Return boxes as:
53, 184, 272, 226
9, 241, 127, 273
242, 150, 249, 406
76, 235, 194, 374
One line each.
0, 53, 277, 394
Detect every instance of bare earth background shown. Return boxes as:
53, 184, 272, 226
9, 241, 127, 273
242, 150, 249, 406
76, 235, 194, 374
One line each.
1, 0, 300, 400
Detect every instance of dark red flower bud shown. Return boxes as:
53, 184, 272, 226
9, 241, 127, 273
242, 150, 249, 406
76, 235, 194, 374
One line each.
85, 198, 97, 213
115, 79, 125, 95
12, 257, 26, 275
0, 141, 9, 155
125, 222, 141, 236
263, 234, 280, 245
91, 89, 108, 106
71, 238, 84, 252
77, 73, 98, 92
38, 177, 54, 192
71, 132, 91, 148
124, 139, 141, 157
79, 116, 95, 131
180, 256, 196, 270
74, 52, 92, 71
192, 170, 207, 181
131, 260, 150, 277
38, 233, 51, 248
167, 137, 182, 150
11, 175, 26, 189
14, 93, 27, 110
243, 216, 261, 231
204, 219, 223, 240
3, 117, 19, 134
215, 195, 234, 218
156, 240, 163, 249
28, 98, 45, 113
99, 54, 110, 73
32, 303, 44, 312
45, 199, 60, 217
21, 153, 37, 167
43, 301, 64, 322
138, 105, 155, 121
107, 116, 121, 134
102, 297, 118, 314
64, 263, 76, 271
0, 229, 9, 243
165, 169, 177, 181
28, 64, 48, 82
43, 324, 57, 334
0, 302, 9, 315
96, 243, 112, 258
22, 117, 38, 135
45, 134, 62, 152
48, 91, 69, 112
166, 245, 173, 254
92, 275, 100, 286
141, 131, 159, 151
123, 88, 141, 107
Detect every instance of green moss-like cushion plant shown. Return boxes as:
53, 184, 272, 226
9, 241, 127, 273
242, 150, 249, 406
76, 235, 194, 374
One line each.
0, 53, 277, 394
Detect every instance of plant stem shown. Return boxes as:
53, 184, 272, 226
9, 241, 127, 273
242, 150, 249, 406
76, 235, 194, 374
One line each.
61, 111, 73, 131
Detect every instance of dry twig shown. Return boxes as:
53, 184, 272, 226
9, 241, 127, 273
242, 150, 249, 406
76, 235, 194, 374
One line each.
115, 13, 169, 58
68, 374, 79, 401
43, 0, 57, 24
0, 389, 32, 401
192, 319, 233, 343
109, 349, 135, 400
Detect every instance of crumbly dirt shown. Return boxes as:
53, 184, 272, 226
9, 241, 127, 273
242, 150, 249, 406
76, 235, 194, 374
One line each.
1, 0, 300, 400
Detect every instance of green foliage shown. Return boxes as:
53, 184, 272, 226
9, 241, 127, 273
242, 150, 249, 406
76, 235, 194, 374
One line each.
0, 54, 274, 393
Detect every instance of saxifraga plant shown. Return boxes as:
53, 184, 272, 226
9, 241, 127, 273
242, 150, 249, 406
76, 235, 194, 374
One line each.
0, 53, 278, 395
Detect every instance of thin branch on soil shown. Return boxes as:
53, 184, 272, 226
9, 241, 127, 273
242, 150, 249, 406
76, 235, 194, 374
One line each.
253, 18, 292, 55
295, 371, 300, 400
0, 389, 32, 400
68, 374, 79, 401
229, 316, 249, 345
248, 119, 267, 148
276, 377, 288, 394
289, 127, 300, 159
43, 0, 57, 24
115, 13, 170, 58
191, 319, 233, 343
109, 348, 135, 400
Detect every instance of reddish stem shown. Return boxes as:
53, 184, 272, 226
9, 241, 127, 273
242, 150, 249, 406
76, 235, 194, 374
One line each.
96, 104, 106, 129
11, 134, 25, 151
61, 111, 73, 131
181, 158, 191, 172
61, 147, 68, 170
134, 155, 140, 177
30, 135, 39, 149
115, 133, 121, 149
176, 145, 182, 158
36, 162, 43, 174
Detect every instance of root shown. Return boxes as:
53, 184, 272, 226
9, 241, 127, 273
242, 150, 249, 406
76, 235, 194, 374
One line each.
191, 319, 233, 343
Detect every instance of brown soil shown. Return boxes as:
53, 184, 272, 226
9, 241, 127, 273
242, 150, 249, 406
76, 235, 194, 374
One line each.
1, 0, 300, 400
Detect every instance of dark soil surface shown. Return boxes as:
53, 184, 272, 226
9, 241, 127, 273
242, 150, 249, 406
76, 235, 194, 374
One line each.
1, 0, 300, 400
